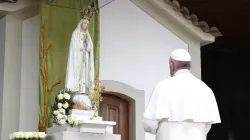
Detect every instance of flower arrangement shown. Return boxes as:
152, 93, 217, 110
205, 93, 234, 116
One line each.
67, 115, 80, 126
52, 89, 72, 125
9, 132, 46, 140
51, 81, 105, 126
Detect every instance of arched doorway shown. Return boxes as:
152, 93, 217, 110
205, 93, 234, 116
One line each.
100, 93, 129, 140
99, 80, 145, 140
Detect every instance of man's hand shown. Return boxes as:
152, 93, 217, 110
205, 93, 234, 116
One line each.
141, 118, 159, 135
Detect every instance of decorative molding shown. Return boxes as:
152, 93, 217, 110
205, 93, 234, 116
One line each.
130, 0, 219, 46
163, 0, 222, 38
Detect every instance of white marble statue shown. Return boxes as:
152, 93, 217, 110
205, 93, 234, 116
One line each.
65, 17, 94, 94
65, 4, 95, 110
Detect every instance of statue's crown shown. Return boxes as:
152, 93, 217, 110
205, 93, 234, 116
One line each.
81, 2, 94, 21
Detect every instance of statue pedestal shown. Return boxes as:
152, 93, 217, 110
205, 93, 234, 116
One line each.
69, 109, 95, 120
46, 120, 120, 140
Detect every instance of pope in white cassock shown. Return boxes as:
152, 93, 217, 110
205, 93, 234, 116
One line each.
142, 49, 221, 140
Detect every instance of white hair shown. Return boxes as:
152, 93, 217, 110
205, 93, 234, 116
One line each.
170, 58, 191, 69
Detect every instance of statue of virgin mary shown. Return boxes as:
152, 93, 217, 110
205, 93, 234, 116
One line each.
65, 4, 95, 110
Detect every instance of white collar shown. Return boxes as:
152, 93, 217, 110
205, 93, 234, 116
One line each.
173, 69, 190, 76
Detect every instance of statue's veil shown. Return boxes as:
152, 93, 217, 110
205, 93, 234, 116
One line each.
65, 19, 95, 94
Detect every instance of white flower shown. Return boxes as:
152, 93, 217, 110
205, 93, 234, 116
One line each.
21, 132, 25, 138
14, 132, 21, 139
57, 103, 63, 109
34, 132, 39, 138
24, 132, 31, 139
63, 93, 70, 100
38, 132, 46, 138
67, 116, 74, 124
56, 113, 64, 120
30, 132, 36, 138
12, 132, 16, 139
58, 119, 66, 125
62, 102, 69, 109
14, 132, 23, 139
73, 120, 79, 126
57, 93, 64, 100
9, 134, 13, 140
53, 110, 60, 115
67, 115, 79, 126
58, 108, 65, 114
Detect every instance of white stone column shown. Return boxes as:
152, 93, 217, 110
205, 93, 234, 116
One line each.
1, 13, 23, 140
19, 15, 39, 132
188, 41, 201, 79
0, 6, 39, 140
0, 16, 6, 140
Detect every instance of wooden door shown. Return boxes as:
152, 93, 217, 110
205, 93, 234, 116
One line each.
100, 94, 129, 140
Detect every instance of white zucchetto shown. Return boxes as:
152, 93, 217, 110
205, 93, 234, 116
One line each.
170, 49, 191, 61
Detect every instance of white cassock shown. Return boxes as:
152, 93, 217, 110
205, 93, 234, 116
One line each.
142, 49, 221, 140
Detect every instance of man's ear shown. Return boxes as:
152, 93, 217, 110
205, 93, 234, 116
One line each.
170, 62, 174, 72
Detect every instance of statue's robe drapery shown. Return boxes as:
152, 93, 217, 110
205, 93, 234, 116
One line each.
65, 19, 94, 95
142, 69, 221, 140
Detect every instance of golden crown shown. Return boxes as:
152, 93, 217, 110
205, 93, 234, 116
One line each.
81, 2, 94, 21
